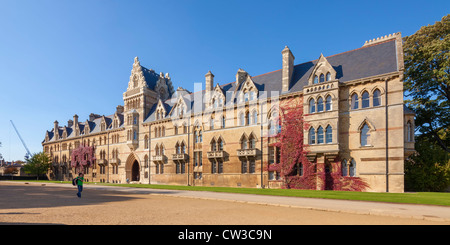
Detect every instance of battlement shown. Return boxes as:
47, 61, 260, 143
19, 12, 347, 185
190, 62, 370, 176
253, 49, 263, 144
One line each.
363, 32, 400, 47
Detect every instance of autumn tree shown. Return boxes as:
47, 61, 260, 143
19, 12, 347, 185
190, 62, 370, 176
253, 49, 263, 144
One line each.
268, 98, 368, 191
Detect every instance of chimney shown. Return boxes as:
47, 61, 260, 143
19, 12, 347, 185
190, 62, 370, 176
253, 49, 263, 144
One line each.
73, 114, 79, 126
67, 119, 73, 127
235, 68, 247, 85
54, 120, 59, 131
282, 46, 295, 92
116, 105, 124, 114
205, 71, 214, 92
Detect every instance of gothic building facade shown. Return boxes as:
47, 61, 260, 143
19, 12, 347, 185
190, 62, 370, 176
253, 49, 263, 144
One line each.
43, 33, 414, 192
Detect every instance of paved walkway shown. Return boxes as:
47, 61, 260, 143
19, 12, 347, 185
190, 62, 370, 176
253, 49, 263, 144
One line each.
18, 181, 449, 222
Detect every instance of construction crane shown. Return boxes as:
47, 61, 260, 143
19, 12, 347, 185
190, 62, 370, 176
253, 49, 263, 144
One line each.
10, 120, 32, 160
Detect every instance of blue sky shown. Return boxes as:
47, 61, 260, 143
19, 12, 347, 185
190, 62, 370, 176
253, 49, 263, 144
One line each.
0, 0, 448, 161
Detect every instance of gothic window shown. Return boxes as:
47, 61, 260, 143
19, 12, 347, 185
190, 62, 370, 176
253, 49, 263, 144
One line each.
326, 125, 332, 144
314, 75, 319, 84
326, 72, 331, 81
175, 142, 180, 154
240, 135, 248, 149
245, 111, 250, 125
249, 134, 256, 149
319, 74, 325, 83
360, 123, 371, 146
342, 159, 348, 176
244, 92, 249, 102
240, 112, 245, 126
252, 110, 258, 125
362, 91, 370, 108
144, 135, 148, 149
317, 126, 324, 144
407, 121, 413, 142
211, 138, 217, 151
218, 137, 224, 151
373, 89, 381, 107
210, 117, 215, 130
317, 97, 324, 112
349, 159, 356, 177
309, 98, 316, 113
183, 123, 187, 134
221, 116, 226, 128
325, 95, 332, 111
351, 93, 359, 110
309, 127, 316, 144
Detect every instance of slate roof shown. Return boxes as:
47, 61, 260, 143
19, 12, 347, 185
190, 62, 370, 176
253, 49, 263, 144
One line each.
45, 39, 400, 139
144, 39, 399, 123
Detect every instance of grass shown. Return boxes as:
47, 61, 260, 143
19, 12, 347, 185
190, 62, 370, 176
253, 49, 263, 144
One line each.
8, 180, 450, 206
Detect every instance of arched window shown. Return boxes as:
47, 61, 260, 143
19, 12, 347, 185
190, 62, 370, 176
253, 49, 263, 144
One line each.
407, 121, 413, 142
241, 135, 248, 149
240, 113, 245, 126
155, 145, 160, 156
309, 127, 316, 144
249, 134, 256, 149
175, 142, 180, 154
244, 92, 249, 102
351, 93, 359, 109
349, 159, 356, 177
325, 125, 332, 144
373, 89, 381, 107
361, 123, 371, 146
309, 98, 316, 113
252, 110, 258, 125
218, 138, 224, 151
326, 72, 331, 81
245, 111, 250, 125
211, 139, 217, 151
317, 126, 324, 144
317, 97, 324, 112
319, 74, 325, 83
181, 142, 186, 154
362, 91, 370, 108
325, 95, 332, 111
210, 117, 214, 130
221, 116, 226, 128
314, 75, 319, 84
342, 159, 348, 177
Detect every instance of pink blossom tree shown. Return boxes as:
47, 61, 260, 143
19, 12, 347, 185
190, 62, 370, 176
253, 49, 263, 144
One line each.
71, 144, 95, 174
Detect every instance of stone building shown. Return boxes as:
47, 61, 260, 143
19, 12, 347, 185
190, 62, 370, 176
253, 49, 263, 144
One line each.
42, 33, 414, 192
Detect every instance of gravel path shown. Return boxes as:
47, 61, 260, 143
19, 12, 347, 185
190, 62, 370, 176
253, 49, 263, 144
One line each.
1, 181, 449, 225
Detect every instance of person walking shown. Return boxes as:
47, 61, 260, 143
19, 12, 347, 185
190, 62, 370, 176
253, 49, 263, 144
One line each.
75, 173, 84, 198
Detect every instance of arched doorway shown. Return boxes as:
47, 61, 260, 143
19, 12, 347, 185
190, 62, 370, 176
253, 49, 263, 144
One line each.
125, 153, 140, 182
131, 160, 140, 181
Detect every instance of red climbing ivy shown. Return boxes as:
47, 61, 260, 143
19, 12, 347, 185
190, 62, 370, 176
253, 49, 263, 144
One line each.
71, 144, 95, 174
267, 98, 369, 191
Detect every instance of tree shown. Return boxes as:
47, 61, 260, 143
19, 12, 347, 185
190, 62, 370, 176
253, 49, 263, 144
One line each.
267, 98, 369, 191
403, 14, 450, 153
405, 131, 450, 191
71, 144, 95, 174
23, 152, 51, 180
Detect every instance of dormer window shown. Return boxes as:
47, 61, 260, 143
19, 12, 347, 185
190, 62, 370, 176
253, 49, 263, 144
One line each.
319, 74, 325, 83
314, 76, 318, 84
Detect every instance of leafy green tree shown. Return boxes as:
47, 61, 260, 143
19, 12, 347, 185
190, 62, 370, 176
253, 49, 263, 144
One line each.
23, 152, 51, 180
405, 132, 450, 192
403, 14, 450, 153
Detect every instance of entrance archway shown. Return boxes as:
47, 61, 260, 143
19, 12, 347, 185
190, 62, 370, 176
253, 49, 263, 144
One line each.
131, 160, 140, 181
125, 153, 140, 182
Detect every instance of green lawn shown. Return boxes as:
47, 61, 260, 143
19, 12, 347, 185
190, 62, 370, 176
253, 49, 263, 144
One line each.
10, 180, 450, 206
